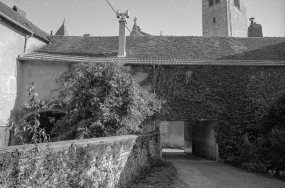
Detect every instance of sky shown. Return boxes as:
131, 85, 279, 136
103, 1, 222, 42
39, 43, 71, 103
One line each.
2, 0, 285, 37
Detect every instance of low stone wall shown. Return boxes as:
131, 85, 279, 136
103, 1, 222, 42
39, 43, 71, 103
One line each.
0, 134, 160, 188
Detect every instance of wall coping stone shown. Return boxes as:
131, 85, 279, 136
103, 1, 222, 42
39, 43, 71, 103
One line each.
0, 133, 158, 152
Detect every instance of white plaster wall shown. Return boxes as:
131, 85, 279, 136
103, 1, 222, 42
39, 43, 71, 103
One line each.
0, 23, 24, 127
0, 20, 47, 146
160, 121, 184, 149
17, 60, 69, 108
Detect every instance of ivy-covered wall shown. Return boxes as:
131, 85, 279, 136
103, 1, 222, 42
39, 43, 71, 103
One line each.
132, 65, 285, 167
0, 134, 160, 188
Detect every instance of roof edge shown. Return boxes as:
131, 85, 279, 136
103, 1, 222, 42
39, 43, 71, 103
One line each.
17, 53, 285, 67
0, 11, 33, 34
0, 12, 50, 43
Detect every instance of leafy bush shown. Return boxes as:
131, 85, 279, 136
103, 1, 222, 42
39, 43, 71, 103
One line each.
51, 61, 161, 141
8, 61, 161, 144
8, 83, 61, 144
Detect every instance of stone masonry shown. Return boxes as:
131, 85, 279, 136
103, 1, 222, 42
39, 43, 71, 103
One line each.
202, 0, 247, 37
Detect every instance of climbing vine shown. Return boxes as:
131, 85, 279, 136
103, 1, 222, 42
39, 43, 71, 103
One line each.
144, 66, 285, 173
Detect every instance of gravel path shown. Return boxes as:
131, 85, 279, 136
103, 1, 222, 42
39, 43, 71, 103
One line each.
163, 149, 285, 188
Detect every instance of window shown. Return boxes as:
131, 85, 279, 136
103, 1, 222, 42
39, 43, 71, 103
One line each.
209, 0, 214, 6
209, 0, 220, 7
213, 17, 216, 23
234, 0, 240, 9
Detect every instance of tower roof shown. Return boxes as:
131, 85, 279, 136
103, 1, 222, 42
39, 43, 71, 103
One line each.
55, 19, 69, 36
130, 17, 151, 36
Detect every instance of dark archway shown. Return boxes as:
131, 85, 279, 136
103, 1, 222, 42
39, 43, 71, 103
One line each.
38, 111, 66, 139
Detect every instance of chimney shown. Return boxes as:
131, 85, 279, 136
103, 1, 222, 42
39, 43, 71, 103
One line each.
12, 6, 27, 18
248, 18, 263, 37
249, 17, 254, 25
117, 10, 130, 57
83, 34, 93, 37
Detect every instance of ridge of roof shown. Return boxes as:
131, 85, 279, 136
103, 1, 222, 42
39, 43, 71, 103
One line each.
0, 1, 49, 42
38, 35, 285, 61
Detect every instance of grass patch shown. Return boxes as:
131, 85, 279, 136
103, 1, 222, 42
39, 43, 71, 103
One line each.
126, 160, 177, 188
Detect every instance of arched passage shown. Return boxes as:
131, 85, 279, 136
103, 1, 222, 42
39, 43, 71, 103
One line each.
37, 110, 66, 137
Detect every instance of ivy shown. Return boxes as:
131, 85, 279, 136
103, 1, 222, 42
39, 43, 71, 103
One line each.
149, 66, 285, 173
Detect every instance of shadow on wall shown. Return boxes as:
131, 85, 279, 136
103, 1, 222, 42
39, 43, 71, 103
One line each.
192, 120, 218, 161
0, 134, 160, 187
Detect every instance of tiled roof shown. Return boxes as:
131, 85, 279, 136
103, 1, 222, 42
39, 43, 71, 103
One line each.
39, 36, 285, 60
0, 1, 49, 42
55, 19, 69, 36
19, 52, 285, 66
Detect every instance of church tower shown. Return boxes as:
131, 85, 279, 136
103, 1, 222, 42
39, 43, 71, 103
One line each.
202, 0, 247, 37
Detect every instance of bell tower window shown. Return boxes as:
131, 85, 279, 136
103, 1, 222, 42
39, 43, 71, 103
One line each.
234, 0, 240, 9
209, 0, 220, 7
209, 0, 214, 6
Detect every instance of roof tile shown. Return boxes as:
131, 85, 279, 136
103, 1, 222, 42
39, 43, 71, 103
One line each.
39, 36, 285, 60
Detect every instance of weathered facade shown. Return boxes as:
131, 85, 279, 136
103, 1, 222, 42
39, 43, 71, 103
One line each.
0, 1, 49, 146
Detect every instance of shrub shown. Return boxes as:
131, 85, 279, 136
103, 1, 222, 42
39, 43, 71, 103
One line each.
52, 61, 161, 141
8, 83, 61, 144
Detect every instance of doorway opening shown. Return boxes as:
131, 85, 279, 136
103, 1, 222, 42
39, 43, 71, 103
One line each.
160, 120, 218, 161
25, 110, 66, 142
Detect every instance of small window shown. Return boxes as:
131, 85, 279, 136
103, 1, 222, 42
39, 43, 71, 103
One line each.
213, 17, 216, 23
209, 0, 214, 6
234, 0, 240, 9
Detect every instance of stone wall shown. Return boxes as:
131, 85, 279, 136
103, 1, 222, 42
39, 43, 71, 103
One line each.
202, 0, 229, 37
0, 134, 160, 187
228, 0, 247, 37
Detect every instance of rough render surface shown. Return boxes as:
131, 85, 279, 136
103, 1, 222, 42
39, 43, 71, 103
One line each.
0, 22, 46, 146
203, 0, 247, 37
0, 24, 23, 126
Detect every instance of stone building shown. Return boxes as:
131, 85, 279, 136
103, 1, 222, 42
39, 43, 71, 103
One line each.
0, 0, 285, 160
202, 0, 247, 37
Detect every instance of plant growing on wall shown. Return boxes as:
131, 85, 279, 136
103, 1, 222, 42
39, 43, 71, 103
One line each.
52, 61, 161, 140
150, 66, 285, 174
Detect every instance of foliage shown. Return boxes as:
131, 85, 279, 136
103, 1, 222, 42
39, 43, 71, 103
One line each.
150, 66, 285, 173
52, 61, 161, 141
8, 83, 61, 144
0, 134, 159, 188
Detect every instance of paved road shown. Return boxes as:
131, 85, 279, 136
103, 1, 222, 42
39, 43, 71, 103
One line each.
162, 149, 285, 188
